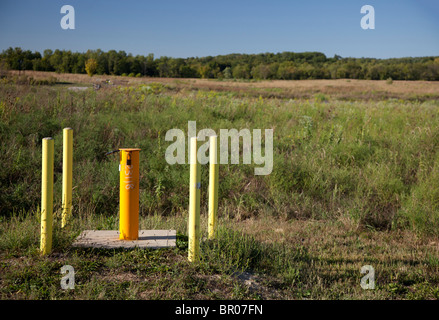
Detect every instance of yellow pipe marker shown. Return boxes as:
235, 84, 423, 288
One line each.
61, 128, 73, 228
208, 135, 219, 239
40, 137, 54, 255
119, 148, 141, 240
188, 137, 201, 262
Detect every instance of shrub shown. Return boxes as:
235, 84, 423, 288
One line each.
85, 58, 98, 77
314, 93, 328, 103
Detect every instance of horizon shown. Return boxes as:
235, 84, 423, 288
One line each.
2, 46, 439, 61
0, 1, 438, 60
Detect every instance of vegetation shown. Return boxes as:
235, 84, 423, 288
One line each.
2, 79, 439, 235
1, 76, 439, 299
1, 47, 439, 81
1, 213, 438, 300
85, 58, 97, 77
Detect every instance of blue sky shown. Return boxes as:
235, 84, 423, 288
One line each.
0, 0, 438, 59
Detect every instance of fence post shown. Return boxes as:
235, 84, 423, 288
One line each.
40, 137, 54, 255
61, 128, 73, 228
208, 135, 219, 239
188, 137, 201, 262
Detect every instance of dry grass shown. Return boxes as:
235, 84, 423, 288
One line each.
10, 70, 439, 101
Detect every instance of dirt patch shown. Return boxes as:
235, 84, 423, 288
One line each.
232, 270, 282, 299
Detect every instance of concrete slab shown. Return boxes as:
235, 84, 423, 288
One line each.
72, 230, 176, 249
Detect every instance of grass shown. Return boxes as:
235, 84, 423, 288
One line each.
1, 213, 438, 299
1, 73, 439, 299
8, 70, 439, 101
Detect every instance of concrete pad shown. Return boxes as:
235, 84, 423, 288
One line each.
72, 230, 176, 249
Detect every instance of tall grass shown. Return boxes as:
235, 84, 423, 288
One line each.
1, 83, 439, 236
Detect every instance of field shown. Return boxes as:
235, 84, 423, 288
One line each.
1, 71, 439, 300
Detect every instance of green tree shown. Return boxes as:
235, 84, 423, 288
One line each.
2, 46, 439, 81
277, 61, 296, 80
251, 64, 274, 80
232, 64, 250, 79
49, 49, 64, 73
223, 67, 232, 79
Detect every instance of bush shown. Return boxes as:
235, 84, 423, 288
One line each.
29, 76, 57, 86
85, 58, 98, 77
314, 93, 328, 103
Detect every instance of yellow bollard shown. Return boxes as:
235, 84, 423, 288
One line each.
208, 135, 219, 240
119, 148, 141, 240
188, 137, 201, 262
61, 128, 73, 228
40, 137, 54, 255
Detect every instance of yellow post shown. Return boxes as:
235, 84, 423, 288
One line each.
208, 135, 219, 239
61, 128, 73, 228
188, 137, 201, 262
40, 137, 54, 255
119, 148, 141, 240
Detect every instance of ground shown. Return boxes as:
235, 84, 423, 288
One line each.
1, 71, 439, 300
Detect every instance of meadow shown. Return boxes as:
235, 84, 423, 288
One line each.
1, 72, 439, 299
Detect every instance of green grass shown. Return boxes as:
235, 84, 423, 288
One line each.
1, 212, 438, 299
2, 83, 439, 234
1, 81, 439, 299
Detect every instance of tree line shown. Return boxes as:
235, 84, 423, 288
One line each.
1, 47, 439, 81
